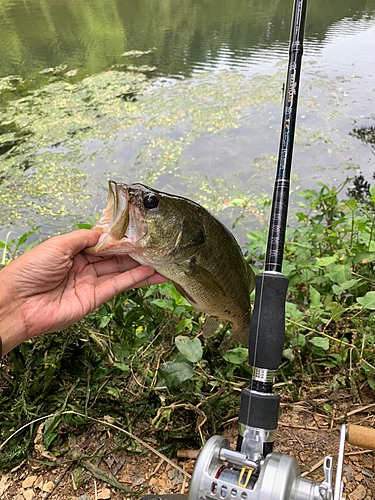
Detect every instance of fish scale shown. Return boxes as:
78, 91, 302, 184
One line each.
85, 181, 255, 347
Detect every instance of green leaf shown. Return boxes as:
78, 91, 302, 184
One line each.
246, 230, 267, 242
23, 240, 41, 253
230, 197, 247, 206
357, 291, 375, 310
282, 348, 295, 362
328, 353, 343, 364
151, 298, 175, 311
175, 336, 203, 363
16, 226, 40, 248
167, 282, 189, 305
311, 223, 324, 235
297, 189, 319, 201
309, 286, 321, 308
99, 316, 111, 328
285, 301, 304, 321
107, 387, 122, 399
344, 199, 357, 211
369, 185, 375, 203
75, 223, 92, 229
310, 337, 329, 350
368, 377, 375, 390
324, 404, 333, 414
332, 279, 359, 295
326, 264, 352, 285
223, 347, 248, 365
327, 302, 346, 321
315, 255, 337, 267
157, 362, 194, 388
175, 318, 193, 334
43, 431, 59, 449
352, 252, 375, 264
81, 460, 136, 493
113, 362, 130, 372
43, 415, 61, 449
232, 214, 245, 229
281, 260, 297, 277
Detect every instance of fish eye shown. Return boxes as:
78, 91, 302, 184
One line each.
143, 193, 159, 210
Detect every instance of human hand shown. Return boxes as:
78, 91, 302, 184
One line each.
0, 230, 169, 355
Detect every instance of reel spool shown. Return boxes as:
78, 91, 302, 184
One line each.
188, 435, 331, 500
188, 425, 375, 500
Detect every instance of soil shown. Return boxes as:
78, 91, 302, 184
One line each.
1, 388, 374, 500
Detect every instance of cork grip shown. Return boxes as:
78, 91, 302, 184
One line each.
347, 424, 375, 451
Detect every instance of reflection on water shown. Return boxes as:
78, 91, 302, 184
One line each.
0, 0, 375, 244
1, 0, 375, 79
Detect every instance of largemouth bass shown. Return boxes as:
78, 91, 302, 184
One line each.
85, 181, 255, 346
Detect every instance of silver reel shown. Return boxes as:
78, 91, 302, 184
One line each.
188, 426, 349, 500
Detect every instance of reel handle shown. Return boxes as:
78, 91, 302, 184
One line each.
347, 424, 375, 451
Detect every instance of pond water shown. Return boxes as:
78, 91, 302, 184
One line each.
1, 0, 375, 246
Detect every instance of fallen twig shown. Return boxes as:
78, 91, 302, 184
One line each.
278, 422, 321, 431
0, 410, 192, 480
180, 462, 188, 494
301, 458, 324, 478
345, 449, 374, 456
42, 463, 74, 500
335, 403, 375, 421
177, 450, 199, 459
68, 411, 192, 479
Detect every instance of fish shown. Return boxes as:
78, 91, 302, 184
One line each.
85, 181, 255, 347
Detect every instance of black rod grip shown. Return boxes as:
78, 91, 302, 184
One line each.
248, 272, 289, 369
239, 389, 280, 430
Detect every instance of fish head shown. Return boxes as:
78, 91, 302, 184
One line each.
85, 181, 205, 264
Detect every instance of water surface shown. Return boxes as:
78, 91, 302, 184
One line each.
1, 0, 375, 245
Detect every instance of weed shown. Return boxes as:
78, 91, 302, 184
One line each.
1, 182, 375, 469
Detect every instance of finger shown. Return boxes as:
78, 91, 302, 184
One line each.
97, 270, 169, 286
91, 255, 140, 277
49, 230, 102, 257
132, 272, 170, 288
93, 266, 157, 306
84, 253, 136, 264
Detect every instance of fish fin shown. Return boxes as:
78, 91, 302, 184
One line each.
247, 262, 256, 293
202, 316, 221, 338
187, 260, 226, 298
232, 325, 250, 347
172, 281, 197, 306
219, 325, 249, 357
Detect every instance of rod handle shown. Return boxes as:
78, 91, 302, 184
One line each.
347, 424, 375, 451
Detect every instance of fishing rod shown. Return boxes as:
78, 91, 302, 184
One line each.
185, 1, 375, 500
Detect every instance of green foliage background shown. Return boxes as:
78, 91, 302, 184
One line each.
1, 181, 375, 469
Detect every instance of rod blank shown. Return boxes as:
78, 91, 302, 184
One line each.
265, 0, 307, 273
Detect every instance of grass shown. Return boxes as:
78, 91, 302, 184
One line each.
0, 180, 375, 470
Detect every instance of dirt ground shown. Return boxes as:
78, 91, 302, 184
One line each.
1, 388, 374, 500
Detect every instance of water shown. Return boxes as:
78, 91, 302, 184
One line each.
1, 0, 375, 246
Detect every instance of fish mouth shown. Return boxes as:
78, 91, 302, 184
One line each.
84, 181, 146, 255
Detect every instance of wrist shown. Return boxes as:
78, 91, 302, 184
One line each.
0, 264, 28, 356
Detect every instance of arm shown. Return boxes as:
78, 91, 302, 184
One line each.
0, 229, 168, 356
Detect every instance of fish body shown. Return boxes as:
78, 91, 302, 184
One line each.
86, 181, 255, 346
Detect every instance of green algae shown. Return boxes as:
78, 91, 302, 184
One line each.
0, 62, 365, 239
